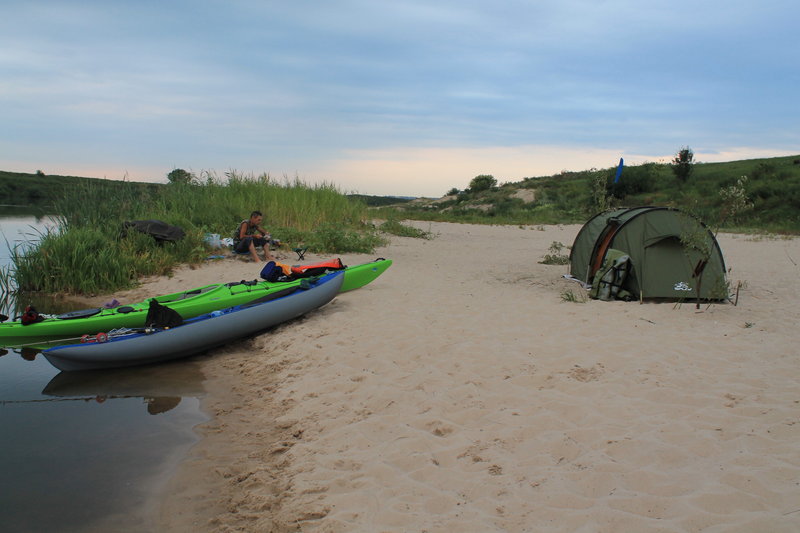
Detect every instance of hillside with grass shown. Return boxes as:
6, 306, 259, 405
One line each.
378, 154, 800, 234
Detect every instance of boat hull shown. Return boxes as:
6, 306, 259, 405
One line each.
43, 272, 343, 371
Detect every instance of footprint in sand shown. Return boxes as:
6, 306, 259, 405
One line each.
567, 363, 605, 382
426, 421, 455, 437
724, 393, 740, 407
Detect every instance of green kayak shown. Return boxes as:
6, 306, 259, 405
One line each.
1, 258, 391, 346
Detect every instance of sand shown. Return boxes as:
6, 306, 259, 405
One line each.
111, 222, 800, 532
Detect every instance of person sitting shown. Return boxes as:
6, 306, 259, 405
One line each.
232, 210, 273, 262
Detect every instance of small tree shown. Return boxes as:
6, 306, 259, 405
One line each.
718, 175, 754, 226
469, 174, 497, 192
671, 146, 694, 182
680, 176, 752, 308
167, 168, 195, 185
445, 187, 460, 196
589, 168, 611, 212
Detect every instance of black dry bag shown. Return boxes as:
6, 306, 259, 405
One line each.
145, 300, 183, 329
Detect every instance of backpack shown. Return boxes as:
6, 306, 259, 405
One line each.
590, 249, 632, 301
260, 261, 291, 282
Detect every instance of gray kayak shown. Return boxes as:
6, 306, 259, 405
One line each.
43, 271, 343, 372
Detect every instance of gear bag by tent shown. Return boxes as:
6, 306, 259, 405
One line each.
590, 249, 632, 301
145, 299, 183, 328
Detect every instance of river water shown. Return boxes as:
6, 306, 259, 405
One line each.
0, 208, 208, 532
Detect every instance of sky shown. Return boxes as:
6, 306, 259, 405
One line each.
1, 1, 798, 197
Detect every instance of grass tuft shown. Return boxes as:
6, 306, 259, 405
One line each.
561, 289, 587, 303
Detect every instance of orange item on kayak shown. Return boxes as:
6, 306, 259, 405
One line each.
291, 258, 346, 277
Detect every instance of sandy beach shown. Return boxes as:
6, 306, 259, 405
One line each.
106, 221, 800, 532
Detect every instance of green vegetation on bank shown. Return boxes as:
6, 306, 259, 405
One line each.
378, 154, 800, 234
4, 173, 396, 295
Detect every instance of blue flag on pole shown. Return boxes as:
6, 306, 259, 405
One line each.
614, 157, 624, 183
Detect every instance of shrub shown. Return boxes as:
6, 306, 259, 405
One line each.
167, 168, 196, 185
469, 175, 497, 192
379, 218, 433, 239
540, 241, 570, 265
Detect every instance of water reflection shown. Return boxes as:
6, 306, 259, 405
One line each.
19, 346, 38, 361
0, 209, 212, 532
1, 339, 78, 363
0, 206, 58, 299
0, 359, 209, 533
42, 363, 206, 415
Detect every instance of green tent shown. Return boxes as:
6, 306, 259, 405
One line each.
569, 207, 727, 300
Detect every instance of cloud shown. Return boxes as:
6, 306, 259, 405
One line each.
1, 0, 798, 196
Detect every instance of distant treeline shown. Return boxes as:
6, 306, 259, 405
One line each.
347, 194, 414, 207
0, 171, 161, 207
0, 170, 412, 209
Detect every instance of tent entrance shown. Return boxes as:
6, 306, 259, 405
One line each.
588, 219, 622, 283
643, 236, 696, 298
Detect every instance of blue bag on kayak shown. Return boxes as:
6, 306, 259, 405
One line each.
260, 261, 283, 282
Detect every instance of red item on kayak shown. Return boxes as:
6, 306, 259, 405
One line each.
291, 258, 345, 277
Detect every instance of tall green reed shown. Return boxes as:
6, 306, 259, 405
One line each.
12, 226, 206, 294
11, 172, 384, 294
155, 172, 369, 233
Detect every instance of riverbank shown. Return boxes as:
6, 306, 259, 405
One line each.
84, 222, 800, 532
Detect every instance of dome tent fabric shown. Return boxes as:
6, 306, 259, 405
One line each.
569, 207, 727, 300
